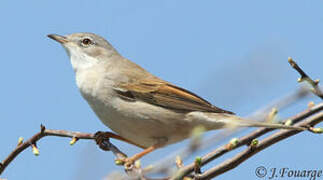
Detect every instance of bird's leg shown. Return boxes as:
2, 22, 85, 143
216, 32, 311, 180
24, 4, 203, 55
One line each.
94, 131, 146, 150
120, 141, 166, 168
95, 132, 166, 168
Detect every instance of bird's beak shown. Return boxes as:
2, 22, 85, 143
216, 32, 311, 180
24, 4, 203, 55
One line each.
47, 34, 69, 44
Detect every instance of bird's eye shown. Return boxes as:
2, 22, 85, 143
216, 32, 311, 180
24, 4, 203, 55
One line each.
81, 38, 92, 45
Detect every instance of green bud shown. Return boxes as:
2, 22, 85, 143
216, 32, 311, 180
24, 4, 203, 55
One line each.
115, 159, 124, 165
250, 139, 259, 148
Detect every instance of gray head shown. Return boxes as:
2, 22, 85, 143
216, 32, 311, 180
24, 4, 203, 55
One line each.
48, 32, 120, 71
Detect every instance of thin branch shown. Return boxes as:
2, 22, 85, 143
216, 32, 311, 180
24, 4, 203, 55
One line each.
288, 57, 323, 99
171, 102, 323, 179
0, 125, 126, 175
248, 86, 310, 120
196, 111, 323, 179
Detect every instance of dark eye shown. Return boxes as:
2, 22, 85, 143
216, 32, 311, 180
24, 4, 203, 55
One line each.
82, 38, 92, 45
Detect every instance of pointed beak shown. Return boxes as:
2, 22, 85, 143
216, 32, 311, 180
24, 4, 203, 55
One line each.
47, 34, 69, 44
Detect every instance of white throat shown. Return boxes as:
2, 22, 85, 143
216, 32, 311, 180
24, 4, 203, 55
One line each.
70, 52, 98, 72
70, 53, 105, 99
65, 46, 98, 72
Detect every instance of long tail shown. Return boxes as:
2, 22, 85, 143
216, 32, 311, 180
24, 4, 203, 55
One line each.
227, 116, 306, 131
195, 112, 306, 131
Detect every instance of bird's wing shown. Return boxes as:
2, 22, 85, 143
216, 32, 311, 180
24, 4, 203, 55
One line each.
114, 78, 234, 114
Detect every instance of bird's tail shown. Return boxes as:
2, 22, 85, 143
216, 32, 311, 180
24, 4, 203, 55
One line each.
223, 115, 306, 130
192, 112, 306, 131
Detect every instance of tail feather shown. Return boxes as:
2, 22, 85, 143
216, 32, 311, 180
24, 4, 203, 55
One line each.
219, 114, 306, 131
193, 112, 306, 131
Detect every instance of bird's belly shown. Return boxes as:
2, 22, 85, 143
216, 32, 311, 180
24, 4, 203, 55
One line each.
85, 95, 193, 148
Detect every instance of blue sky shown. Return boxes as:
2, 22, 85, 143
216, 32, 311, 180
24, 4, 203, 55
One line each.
1, 0, 323, 179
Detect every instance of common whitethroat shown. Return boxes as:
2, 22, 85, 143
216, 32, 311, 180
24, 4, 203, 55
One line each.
48, 33, 305, 165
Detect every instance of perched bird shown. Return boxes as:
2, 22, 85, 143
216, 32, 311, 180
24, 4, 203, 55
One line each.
48, 33, 305, 165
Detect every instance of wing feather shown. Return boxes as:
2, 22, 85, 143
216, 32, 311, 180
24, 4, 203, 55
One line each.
114, 79, 234, 114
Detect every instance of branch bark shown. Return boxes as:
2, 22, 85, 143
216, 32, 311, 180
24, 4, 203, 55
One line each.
0, 125, 126, 175
196, 110, 323, 179
288, 57, 323, 99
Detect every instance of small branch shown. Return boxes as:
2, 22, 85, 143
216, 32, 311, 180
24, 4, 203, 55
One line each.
171, 102, 323, 179
196, 111, 323, 179
288, 57, 323, 99
0, 125, 126, 175
248, 86, 310, 120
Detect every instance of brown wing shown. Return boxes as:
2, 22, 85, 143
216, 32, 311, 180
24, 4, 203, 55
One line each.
114, 79, 234, 114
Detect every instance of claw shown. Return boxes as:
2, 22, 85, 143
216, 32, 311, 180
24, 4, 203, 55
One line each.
94, 131, 111, 151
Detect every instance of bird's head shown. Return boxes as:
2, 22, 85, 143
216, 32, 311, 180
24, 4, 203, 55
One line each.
48, 32, 119, 71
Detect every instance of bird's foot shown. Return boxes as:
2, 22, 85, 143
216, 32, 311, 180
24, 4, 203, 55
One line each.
94, 131, 111, 151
